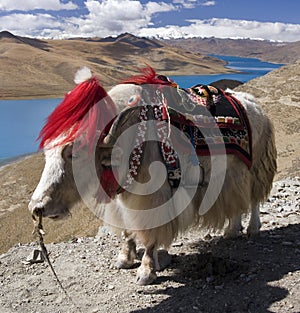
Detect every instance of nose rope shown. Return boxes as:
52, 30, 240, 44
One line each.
32, 212, 83, 313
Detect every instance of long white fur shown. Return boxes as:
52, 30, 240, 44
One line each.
29, 144, 65, 210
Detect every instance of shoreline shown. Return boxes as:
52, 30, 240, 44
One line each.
0, 152, 39, 169
0, 69, 238, 101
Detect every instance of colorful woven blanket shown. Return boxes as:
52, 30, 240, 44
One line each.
169, 84, 252, 169
112, 78, 253, 193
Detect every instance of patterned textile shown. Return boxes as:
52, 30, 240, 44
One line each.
170, 85, 252, 168
123, 101, 181, 189
119, 73, 253, 191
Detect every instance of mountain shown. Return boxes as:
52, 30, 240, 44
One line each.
164, 37, 300, 64
0, 30, 22, 43
0, 30, 49, 50
0, 31, 232, 99
2, 31, 299, 99
95, 32, 163, 49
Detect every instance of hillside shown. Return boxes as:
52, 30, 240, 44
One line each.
165, 37, 300, 64
235, 59, 300, 179
0, 31, 232, 99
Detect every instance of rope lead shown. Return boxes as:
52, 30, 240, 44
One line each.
32, 212, 82, 313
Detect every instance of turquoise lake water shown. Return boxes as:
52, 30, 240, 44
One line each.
170, 54, 283, 87
0, 55, 283, 164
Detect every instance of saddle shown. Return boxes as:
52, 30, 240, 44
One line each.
169, 84, 252, 169
113, 81, 252, 191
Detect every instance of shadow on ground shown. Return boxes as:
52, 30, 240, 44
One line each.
133, 224, 300, 313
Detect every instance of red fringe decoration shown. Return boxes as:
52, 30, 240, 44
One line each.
121, 66, 176, 86
99, 169, 119, 203
38, 77, 117, 150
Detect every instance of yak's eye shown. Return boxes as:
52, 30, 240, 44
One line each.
69, 153, 78, 159
62, 144, 78, 161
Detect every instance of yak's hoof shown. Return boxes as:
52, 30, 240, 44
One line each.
136, 267, 157, 285
116, 250, 136, 269
115, 259, 134, 269
247, 222, 261, 238
246, 227, 261, 238
115, 254, 135, 269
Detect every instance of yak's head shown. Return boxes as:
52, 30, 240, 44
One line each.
28, 67, 118, 220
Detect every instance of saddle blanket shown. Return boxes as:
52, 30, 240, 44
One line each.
169, 84, 252, 169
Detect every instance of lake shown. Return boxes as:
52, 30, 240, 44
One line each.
0, 98, 60, 165
170, 54, 283, 87
0, 55, 283, 164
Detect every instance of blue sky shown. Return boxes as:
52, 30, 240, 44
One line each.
0, 0, 299, 41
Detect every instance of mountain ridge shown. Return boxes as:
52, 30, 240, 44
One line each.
0, 31, 232, 99
1, 31, 299, 99
164, 37, 300, 64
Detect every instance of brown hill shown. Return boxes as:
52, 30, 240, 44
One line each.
165, 37, 300, 64
0, 31, 232, 99
96, 32, 163, 49
0, 30, 50, 50
235, 59, 300, 179
0, 59, 299, 255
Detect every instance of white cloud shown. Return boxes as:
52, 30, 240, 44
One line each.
50, 0, 177, 38
200, 1, 216, 6
0, 0, 299, 42
66, 0, 149, 37
172, 0, 198, 9
0, 0, 77, 11
0, 13, 63, 37
145, 2, 176, 15
138, 18, 300, 42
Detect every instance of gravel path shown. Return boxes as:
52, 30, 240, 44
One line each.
1, 177, 299, 313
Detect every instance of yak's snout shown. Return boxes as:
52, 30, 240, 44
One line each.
28, 195, 69, 220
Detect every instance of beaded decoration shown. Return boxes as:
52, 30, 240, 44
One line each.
123, 91, 181, 190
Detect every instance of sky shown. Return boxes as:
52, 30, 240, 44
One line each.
0, 0, 299, 42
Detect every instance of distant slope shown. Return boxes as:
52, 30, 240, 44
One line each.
164, 38, 300, 64
0, 31, 233, 99
235, 59, 300, 178
95, 32, 163, 49
0, 30, 50, 50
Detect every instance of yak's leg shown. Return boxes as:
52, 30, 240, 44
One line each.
136, 245, 157, 285
224, 213, 243, 239
116, 231, 137, 269
247, 204, 261, 237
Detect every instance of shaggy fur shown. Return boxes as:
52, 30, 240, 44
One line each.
98, 83, 277, 284
102, 88, 277, 236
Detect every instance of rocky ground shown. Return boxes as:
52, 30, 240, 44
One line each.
0, 177, 299, 313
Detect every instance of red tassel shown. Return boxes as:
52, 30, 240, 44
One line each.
38, 77, 117, 150
99, 169, 119, 203
121, 66, 175, 86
